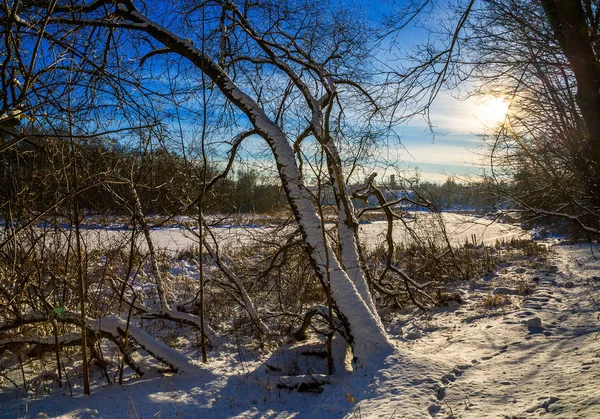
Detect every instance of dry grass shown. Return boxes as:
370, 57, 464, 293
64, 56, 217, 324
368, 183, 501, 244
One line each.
480, 293, 512, 309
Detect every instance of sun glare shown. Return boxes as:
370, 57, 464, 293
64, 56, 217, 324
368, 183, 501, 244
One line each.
476, 97, 510, 128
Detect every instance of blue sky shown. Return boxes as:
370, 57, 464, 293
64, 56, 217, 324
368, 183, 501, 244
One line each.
125, 0, 493, 184
10, 0, 491, 184
359, 0, 495, 183
129, 0, 496, 184
394, 92, 497, 183
215, 0, 496, 184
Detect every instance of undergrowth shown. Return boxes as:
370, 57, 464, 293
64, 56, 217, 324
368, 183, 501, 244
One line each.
363, 238, 550, 309
0, 217, 550, 396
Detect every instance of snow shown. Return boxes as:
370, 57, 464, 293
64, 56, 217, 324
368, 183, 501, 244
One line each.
359, 212, 529, 250
87, 316, 204, 376
382, 243, 600, 418
68, 212, 527, 255
2, 242, 598, 418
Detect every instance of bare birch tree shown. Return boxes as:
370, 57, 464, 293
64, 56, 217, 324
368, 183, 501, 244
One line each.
3, 0, 402, 367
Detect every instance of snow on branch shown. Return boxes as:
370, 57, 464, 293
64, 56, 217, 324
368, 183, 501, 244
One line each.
0, 311, 203, 375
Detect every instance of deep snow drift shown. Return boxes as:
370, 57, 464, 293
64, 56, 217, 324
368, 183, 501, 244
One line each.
1, 242, 598, 418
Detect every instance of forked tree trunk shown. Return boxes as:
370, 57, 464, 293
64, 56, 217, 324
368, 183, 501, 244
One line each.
113, 5, 394, 365
48, 1, 393, 366
324, 138, 382, 325
270, 137, 394, 363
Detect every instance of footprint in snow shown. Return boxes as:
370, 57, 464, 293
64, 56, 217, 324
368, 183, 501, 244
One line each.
524, 396, 560, 413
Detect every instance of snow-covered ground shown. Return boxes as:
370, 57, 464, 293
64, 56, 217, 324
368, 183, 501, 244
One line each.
74, 212, 528, 254
1, 242, 598, 418
359, 212, 528, 249
382, 243, 600, 418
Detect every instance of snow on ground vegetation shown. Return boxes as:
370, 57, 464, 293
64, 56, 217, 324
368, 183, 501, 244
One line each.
69, 212, 528, 255
0, 220, 597, 419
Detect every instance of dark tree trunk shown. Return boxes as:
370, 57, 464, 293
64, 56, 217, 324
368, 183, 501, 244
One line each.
540, 0, 600, 195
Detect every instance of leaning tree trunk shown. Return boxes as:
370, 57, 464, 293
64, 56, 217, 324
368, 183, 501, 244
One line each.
323, 137, 382, 326
46, 1, 394, 366
265, 135, 394, 363
113, 6, 394, 365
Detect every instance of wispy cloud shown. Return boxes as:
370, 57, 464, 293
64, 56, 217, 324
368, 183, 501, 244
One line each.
388, 91, 496, 182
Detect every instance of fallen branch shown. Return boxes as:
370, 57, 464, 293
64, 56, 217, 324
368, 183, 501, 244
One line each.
0, 311, 203, 375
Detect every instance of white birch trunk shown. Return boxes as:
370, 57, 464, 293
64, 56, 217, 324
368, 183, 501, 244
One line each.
115, 7, 394, 365
0, 312, 203, 375
324, 138, 381, 324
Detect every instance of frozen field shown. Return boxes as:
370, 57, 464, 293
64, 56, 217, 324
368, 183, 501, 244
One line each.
70, 212, 529, 255
358, 212, 528, 249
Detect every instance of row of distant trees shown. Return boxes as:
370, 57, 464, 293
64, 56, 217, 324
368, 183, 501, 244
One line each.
2, 129, 594, 238
0, 134, 284, 221
1, 133, 505, 221
1, 130, 565, 221
409, 177, 498, 211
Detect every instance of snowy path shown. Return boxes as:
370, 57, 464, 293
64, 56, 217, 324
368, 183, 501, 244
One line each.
384, 244, 600, 418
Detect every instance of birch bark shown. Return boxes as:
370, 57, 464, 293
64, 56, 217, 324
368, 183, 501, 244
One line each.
114, 4, 393, 363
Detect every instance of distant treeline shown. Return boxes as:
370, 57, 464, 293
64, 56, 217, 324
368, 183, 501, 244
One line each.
0, 135, 285, 220
362, 177, 502, 212
411, 177, 501, 211
2, 134, 503, 224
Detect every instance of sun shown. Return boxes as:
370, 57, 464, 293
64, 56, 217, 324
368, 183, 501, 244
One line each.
476, 96, 510, 128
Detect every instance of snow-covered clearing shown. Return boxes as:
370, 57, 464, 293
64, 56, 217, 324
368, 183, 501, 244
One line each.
359, 212, 528, 249
1, 242, 598, 418
75, 212, 528, 254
